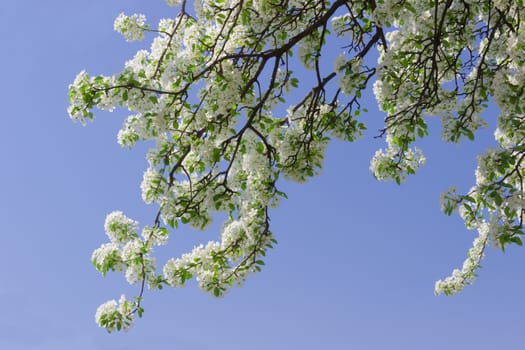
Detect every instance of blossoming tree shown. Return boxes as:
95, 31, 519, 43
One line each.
68, 0, 525, 332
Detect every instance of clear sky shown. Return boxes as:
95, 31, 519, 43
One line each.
1, 1, 524, 349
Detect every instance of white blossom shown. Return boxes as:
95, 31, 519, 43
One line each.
95, 295, 135, 332
104, 211, 139, 244
114, 13, 147, 42
92, 242, 125, 274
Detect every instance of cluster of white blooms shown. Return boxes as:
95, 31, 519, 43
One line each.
121, 239, 152, 284
104, 211, 139, 244
140, 167, 166, 204
435, 223, 488, 295
336, 57, 365, 96
67, 71, 117, 124
370, 135, 426, 183
91, 211, 165, 331
163, 253, 192, 289
95, 295, 136, 332
298, 30, 322, 70
275, 109, 328, 182
440, 113, 487, 143
141, 226, 169, 246
92, 242, 125, 275
92, 211, 161, 286
69, 0, 525, 330
474, 148, 499, 186
114, 13, 147, 42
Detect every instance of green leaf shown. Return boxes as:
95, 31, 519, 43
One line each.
510, 236, 523, 246
464, 195, 475, 203
256, 142, 265, 154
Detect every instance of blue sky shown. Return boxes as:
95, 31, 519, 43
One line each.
1, 1, 524, 349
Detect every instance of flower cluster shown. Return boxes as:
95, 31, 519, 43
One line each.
370, 134, 426, 184
95, 295, 137, 332
92, 211, 161, 285
435, 225, 488, 296
114, 13, 147, 42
